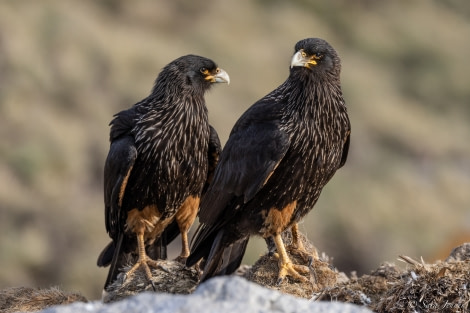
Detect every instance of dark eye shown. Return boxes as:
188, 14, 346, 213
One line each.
200, 67, 208, 74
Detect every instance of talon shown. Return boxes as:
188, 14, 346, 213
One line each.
308, 256, 314, 267
150, 280, 157, 291
272, 233, 309, 283
278, 261, 310, 283
121, 272, 128, 283
276, 277, 283, 286
309, 265, 318, 286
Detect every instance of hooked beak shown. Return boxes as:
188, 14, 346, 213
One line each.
206, 68, 230, 85
290, 50, 317, 69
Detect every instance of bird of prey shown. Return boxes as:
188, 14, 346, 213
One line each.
96, 55, 229, 290
187, 38, 350, 283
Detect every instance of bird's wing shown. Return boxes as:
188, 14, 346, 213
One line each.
188, 102, 289, 267
202, 125, 222, 195
104, 135, 137, 241
339, 131, 350, 168
339, 115, 351, 168
198, 103, 290, 225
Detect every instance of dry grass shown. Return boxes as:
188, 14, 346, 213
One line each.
320, 244, 470, 312
103, 258, 199, 304
0, 286, 87, 313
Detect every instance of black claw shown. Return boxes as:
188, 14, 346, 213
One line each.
276, 277, 283, 286
150, 280, 157, 291
122, 273, 128, 283
308, 256, 314, 267
116, 272, 126, 284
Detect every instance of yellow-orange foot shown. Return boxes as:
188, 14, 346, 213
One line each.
274, 253, 311, 285
271, 231, 311, 285
124, 257, 163, 290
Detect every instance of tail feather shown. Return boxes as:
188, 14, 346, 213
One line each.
102, 234, 124, 290
161, 219, 181, 246
188, 229, 249, 282
97, 241, 115, 267
146, 235, 167, 260
199, 230, 226, 281
221, 238, 249, 276
186, 230, 218, 268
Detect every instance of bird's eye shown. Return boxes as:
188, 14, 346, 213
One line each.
200, 67, 209, 74
301, 51, 307, 58
313, 53, 323, 60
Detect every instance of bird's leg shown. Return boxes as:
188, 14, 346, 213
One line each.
178, 231, 190, 260
273, 233, 310, 284
174, 196, 199, 263
288, 223, 319, 265
291, 223, 303, 250
124, 232, 161, 290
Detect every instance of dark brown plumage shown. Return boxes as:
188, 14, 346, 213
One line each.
187, 38, 350, 283
97, 55, 228, 290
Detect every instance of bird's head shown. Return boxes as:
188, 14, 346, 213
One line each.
164, 55, 230, 92
290, 38, 341, 76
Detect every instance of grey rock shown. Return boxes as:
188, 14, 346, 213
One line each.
39, 277, 372, 313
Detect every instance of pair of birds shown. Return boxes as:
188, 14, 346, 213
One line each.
96, 38, 351, 290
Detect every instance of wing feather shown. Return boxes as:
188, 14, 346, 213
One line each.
198, 100, 290, 225
104, 135, 137, 241
202, 125, 222, 195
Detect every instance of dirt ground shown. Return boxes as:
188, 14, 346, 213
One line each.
1, 235, 468, 313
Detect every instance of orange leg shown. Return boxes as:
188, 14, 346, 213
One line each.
124, 232, 161, 289
175, 196, 199, 261
291, 223, 305, 250
273, 233, 310, 284
179, 231, 191, 259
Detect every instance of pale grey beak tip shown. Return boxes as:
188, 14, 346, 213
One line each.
214, 68, 230, 85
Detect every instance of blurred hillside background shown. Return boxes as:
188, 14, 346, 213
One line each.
1, 0, 469, 300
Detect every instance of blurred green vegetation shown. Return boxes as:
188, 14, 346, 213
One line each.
1, 0, 469, 300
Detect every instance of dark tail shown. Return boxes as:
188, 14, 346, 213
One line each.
146, 235, 167, 260
98, 234, 125, 290
161, 219, 181, 246
187, 229, 249, 282
97, 241, 115, 267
